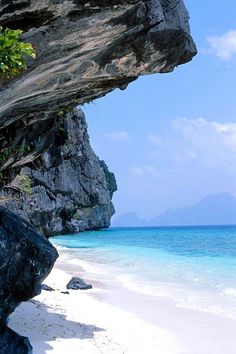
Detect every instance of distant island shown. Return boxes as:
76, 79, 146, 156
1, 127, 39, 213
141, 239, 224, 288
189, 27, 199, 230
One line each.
112, 212, 148, 227
112, 193, 236, 227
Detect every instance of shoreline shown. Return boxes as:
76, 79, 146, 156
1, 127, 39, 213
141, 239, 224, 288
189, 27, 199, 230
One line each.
9, 246, 236, 354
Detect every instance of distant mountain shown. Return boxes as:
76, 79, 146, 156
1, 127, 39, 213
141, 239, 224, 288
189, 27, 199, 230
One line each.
112, 212, 147, 227
112, 193, 236, 228
150, 193, 236, 226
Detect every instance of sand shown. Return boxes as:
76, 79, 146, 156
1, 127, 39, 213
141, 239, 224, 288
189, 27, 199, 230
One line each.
8, 248, 236, 354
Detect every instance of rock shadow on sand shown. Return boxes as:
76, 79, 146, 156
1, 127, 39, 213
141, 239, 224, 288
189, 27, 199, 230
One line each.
9, 299, 106, 353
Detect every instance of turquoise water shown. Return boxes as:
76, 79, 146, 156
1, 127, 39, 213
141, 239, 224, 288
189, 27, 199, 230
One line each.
52, 225, 236, 318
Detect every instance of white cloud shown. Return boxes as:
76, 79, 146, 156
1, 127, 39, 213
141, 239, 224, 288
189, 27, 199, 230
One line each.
172, 117, 236, 154
143, 118, 236, 177
147, 134, 162, 146
105, 131, 130, 142
131, 164, 160, 178
117, 118, 236, 218
207, 30, 236, 60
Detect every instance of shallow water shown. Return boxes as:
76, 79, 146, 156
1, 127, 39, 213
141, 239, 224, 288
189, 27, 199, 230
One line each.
52, 225, 236, 319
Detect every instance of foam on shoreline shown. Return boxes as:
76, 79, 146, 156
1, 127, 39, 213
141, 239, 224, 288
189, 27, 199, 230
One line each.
8, 246, 236, 354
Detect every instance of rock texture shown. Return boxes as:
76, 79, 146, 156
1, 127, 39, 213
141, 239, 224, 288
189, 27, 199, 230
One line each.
0, 0, 196, 173
0, 326, 32, 354
66, 277, 92, 290
41, 284, 55, 292
0, 0, 196, 235
0, 2, 196, 352
0, 207, 58, 353
0, 108, 117, 236
0, 0, 196, 118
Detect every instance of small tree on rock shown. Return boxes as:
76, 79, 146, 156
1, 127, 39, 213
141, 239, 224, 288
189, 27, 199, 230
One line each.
0, 26, 35, 83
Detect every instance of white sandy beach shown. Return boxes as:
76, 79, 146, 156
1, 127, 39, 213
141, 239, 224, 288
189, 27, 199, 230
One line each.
9, 247, 236, 354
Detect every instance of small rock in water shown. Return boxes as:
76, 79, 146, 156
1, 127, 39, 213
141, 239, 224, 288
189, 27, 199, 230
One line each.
41, 284, 55, 292
66, 277, 92, 290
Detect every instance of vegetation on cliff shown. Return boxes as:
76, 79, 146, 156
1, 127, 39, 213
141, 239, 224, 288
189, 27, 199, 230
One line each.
0, 27, 35, 83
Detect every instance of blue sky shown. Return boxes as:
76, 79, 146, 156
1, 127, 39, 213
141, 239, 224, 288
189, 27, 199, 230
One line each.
84, 0, 236, 220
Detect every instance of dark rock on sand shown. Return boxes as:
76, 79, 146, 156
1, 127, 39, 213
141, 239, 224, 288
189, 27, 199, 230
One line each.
0, 207, 58, 353
0, 325, 33, 354
41, 284, 55, 292
0, 1, 196, 352
66, 277, 92, 290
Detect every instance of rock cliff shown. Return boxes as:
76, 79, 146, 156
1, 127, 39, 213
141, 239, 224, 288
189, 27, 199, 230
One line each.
0, 1, 197, 352
0, 108, 117, 236
0, 0, 196, 174
0, 0, 196, 235
0, 207, 58, 353
0, 0, 196, 122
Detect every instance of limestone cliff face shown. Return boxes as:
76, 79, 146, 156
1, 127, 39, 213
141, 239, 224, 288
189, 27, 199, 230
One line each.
0, 0, 196, 124
0, 108, 117, 236
0, 1, 196, 352
0, 0, 196, 172
0, 0, 196, 236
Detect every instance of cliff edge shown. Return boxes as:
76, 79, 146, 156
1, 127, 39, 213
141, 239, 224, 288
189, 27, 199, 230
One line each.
0, 1, 196, 352
0, 108, 117, 236
0, 0, 196, 235
0, 0, 196, 123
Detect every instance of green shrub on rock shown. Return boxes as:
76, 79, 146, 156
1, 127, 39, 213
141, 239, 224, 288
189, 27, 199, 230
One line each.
0, 26, 36, 83
15, 175, 32, 196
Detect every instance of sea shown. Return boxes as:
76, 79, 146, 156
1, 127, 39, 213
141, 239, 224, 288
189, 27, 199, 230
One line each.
52, 225, 236, 320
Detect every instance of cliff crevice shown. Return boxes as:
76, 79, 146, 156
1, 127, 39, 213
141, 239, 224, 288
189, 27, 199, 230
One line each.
0, 108, 117, 236
0, 1, 196, 352
0, 0, 196, 234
